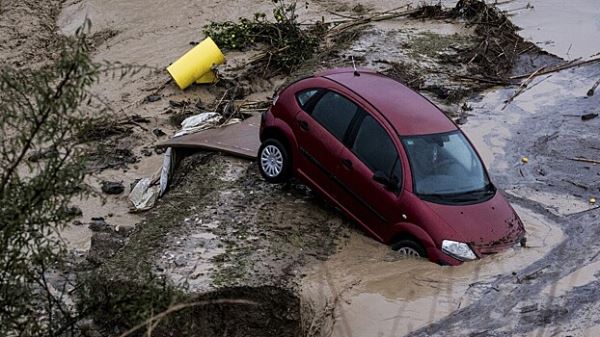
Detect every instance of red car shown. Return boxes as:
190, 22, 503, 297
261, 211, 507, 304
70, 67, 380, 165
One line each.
258, 68, 526, 265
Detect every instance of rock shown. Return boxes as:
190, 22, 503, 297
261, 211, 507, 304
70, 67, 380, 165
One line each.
63, 206, 83, 217
101, 181, 124, 195
155, 147, 166, 155
87, 232, 125, 265
89, 217, 110, 232
145, 94, 162, 103
169, 100, 185, 108
152, 128, 166, 137
141, 148, 153, 156
72, 220, 83, 226
130, 114, 151, 123
112, 224, 135, 237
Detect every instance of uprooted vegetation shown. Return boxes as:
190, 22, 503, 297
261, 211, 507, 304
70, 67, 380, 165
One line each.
411, 0, 548, 81
204, 1, 327, 75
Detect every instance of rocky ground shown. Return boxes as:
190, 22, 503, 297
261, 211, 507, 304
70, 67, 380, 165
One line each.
2, 0, 600, 336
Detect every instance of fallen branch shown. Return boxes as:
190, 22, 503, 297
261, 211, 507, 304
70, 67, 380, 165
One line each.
569, 205, 600, 217
511, 56, 600, 80
429, 69, 510, 85
562, 179, 589, 190
502, 66, 546, 110
568, 157, 600, 165
326, 7, 418, 40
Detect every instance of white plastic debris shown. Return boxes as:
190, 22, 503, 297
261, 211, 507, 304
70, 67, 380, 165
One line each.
159, 147, 174, 196
174, 112, 220, 137
128, 177, 160, 211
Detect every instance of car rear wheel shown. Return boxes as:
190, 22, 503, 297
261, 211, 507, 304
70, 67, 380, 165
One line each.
258, 138, 291, 183
391, 240, 427, 258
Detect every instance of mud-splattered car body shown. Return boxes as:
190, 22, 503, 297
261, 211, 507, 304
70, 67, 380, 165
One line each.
258, 68, 526, 265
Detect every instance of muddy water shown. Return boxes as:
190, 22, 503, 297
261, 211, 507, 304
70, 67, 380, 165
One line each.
303, 205, 563, 336
462, 63, 600, 216
542, 259, 600, 298
497, 0, 600, 60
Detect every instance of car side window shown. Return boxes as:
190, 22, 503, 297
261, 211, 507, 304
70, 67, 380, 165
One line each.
296, 89, 321, 109
352, 115, 401, 179
310, 91, 358, 141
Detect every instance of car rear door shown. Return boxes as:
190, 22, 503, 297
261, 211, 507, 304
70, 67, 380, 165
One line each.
293, 89, 360, 201
334, 112, 404, 240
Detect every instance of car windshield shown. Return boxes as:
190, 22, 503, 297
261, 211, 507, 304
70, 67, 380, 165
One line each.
402, 131, 493, 203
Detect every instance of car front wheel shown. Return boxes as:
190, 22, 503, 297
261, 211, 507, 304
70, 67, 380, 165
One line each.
391, 239, 427, 258
258, 138, 291, 183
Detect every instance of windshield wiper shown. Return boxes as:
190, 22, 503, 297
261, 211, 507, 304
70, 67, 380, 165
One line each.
420, 184, 495, 202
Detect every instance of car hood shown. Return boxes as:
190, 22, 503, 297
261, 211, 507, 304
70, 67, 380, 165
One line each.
424, 191, 525, 256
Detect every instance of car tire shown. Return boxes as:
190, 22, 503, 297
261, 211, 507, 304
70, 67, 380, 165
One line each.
391, 239, 427, 258
258, 138, 291, 183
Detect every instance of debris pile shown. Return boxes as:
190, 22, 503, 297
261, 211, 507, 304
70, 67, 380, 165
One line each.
203, 1, 326, 75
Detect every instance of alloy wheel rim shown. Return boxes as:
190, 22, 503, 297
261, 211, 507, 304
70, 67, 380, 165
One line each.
396, 247, 421, 258
261, 145, 284, 178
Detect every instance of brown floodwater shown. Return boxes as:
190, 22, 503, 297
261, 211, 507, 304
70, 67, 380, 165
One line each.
302, 205, 564, 336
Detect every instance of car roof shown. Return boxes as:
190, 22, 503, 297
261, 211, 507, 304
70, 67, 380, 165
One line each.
316, 68, 457, 136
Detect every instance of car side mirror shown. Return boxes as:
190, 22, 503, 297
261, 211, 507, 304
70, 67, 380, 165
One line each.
373, 171, 399, 192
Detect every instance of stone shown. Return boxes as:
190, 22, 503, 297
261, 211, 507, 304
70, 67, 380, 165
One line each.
152, 128, 166, 137
101, 181, 124, 195
89, 217, 110, 232
145, 94, 161, 103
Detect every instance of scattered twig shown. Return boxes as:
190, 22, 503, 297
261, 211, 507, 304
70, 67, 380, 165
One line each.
587, 78, 600, 96
568, 205, 600, 217
590, 249, 600, 262
118, 299, 257, 337
502, 66, 546, 110
568, 157, 600, 165
326, 7, 418, 40
325, 10, 361, 20
562, 179, 589, 190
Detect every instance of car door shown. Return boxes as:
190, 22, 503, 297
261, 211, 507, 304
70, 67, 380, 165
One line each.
293, 89, 359, 201
334, 112, 404, 240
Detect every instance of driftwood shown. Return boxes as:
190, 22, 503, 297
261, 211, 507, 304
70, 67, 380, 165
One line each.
502, 66, 546, 110
511, 57, 600, 80
568, 157, 600, 165
325, 7, 418, 41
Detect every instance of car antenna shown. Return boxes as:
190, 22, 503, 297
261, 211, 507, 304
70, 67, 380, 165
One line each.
351, 56, 360, 77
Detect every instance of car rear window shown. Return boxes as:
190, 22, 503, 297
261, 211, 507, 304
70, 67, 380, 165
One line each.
352, 115, 398, 176
296, 89, 321, 109
311, 91, 358, 141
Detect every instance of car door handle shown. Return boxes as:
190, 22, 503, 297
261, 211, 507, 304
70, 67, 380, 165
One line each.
298, 120, 309, 131
342, 159, 353, 170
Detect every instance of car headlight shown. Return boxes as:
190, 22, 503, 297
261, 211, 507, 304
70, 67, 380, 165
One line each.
442, 240, 477, 261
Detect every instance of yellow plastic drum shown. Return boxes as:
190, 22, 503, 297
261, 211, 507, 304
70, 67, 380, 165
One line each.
195, 70, 218, 84
167, 37, 225, 90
